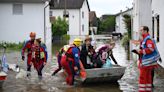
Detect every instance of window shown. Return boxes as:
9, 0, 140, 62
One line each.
13, 4, 23, 15
63, 10, 69, 18
156, 15, 160, 42
82, 24, 84, 32
82, 11, 84, 18
49, 11, 53, 16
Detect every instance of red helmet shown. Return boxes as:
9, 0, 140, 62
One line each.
30, 32, 36, 37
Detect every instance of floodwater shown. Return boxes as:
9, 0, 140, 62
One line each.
0, 38, 164, 92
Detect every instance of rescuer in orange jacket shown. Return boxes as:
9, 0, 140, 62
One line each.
21, 32, 36, 77
60, 38, 82, 85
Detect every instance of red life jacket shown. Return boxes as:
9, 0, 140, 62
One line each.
65, 45, 80, 61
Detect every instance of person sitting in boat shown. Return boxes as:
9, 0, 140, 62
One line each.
94, 41, 118, 68
31, 38, 47, 80
60, 38, 83, 85
80, 36, 95, 69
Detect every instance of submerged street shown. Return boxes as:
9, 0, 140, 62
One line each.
0, 39, 164, 92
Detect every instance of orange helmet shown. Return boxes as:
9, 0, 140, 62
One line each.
30, 32, 36, 37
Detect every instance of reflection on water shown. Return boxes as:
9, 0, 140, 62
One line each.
1, 38, 164, 92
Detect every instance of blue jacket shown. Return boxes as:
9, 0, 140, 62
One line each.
141, 35, 160, 66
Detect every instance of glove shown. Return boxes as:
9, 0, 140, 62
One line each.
131, 49, 139, 55
22, 56, 25, 61
159, 58, 162, 63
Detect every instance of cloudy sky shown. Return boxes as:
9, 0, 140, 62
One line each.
88, 0, 133, 17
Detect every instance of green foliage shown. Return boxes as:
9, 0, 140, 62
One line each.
97, 18, 102, 34
98, 16, 116, 34
121, 33, 130, 47
121, 33, 131, 60
52, 16, 68, 37
62, 34, 70, 40
123, 14, 131, 39
0, 42, 24, 51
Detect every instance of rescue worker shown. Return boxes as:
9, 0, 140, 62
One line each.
80, 36, 95, 69
95, 41, 118, 68
21, 32, 36, 77
51, 45, 70, 76
132, 26, 161, 92
31, 38, 47, 80
60, 38, 82, 85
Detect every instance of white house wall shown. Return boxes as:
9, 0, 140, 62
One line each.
115, 9, 132, 35
152, 0, 164, 67
45, 1, 52, 62
51, 9, 80, 35
132, 0, 140, 40
80, 0, 89, 35
131, 0, 152, 60
0, 2, 52, 62
132, 0, 152, 40
115, 16, 120, 33
115, 14, 125, 34
0, 3, 45, 43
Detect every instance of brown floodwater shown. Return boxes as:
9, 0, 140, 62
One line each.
0, 39, 164, 92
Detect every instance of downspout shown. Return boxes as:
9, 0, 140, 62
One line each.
79, 9, 81, 36
44, 2, 49, 43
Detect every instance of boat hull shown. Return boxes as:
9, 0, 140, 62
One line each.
0, 71, 7, 88
83, 65, 126, 83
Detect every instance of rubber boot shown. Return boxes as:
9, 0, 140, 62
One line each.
51, 72, 56, 76
38, 75, 42, 81
26, 71, 31, 79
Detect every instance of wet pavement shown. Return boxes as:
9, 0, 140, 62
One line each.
0, 39, 164, 92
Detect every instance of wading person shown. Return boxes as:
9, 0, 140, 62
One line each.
21, 32, 36, 78
60, 38, 82, 85
31, 38, 47, 80
132, 26, 161, 92
51, 45, 70, 76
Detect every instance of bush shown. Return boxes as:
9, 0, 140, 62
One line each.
62, 34, 70, 40
121, 33, 130, 48
52, 16, 68, 37
0, 42, 24, 51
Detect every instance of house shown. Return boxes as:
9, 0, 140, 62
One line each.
0, 0, 52, 61
152, 0, 164, 67
131, 0, 164, 67
89, 11, 98, 35
50, 0, 90, 37
115, 8, 133, 35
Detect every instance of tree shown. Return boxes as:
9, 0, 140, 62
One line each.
52, 16, 68, 37
123, 14, 131, 39
121, 14, 132, 60
98, 16, 116, 34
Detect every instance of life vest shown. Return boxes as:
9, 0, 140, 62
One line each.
65, 45, 80, 61
141, 35, 160, 66
31, 45, 45, 62
40, 43, 48, 62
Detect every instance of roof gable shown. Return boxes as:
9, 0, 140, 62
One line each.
0, 0, 45, 3
50, 0, 87, 9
